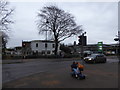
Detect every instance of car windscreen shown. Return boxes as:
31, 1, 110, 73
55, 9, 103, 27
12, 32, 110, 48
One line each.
90, 54, 97, 58
96, 55, 104, 57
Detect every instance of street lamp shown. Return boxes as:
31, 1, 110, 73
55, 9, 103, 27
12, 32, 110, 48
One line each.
45, 19, 49, 55
42, 19, 49, 55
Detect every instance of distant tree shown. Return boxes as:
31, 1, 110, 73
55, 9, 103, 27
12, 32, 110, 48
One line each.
60, 44, 72, 54
0, 0, 14, 55
2, 31, 9, 55
37, 5, 83, 55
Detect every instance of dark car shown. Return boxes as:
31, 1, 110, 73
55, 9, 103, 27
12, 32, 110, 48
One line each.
84, 53, 106, 63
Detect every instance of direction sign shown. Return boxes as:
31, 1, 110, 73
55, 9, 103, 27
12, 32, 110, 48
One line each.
97, 42, 103, 52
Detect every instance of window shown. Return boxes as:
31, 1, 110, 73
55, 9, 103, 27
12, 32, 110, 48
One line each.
45, 43, 47, 48
97, 55, 104, 57
52, 50, 55, 53
36, 51, 38, 55
23, 43, 26, 47
53, 44, 55, 48
47, 51, 51, 54
36, 43, 38, 47
41, 50, 45, 54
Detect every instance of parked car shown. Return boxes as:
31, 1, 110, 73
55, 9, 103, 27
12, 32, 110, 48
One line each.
84, 53, 106, 63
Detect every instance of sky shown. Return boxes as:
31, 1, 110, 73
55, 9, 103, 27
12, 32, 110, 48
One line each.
6, 1, 118, 48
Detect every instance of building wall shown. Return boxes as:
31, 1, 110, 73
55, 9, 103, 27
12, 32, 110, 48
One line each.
70, 44, 119, 55
31, 41, 60, 55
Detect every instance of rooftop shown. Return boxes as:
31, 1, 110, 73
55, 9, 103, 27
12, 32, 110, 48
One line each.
31, 40, 54, 43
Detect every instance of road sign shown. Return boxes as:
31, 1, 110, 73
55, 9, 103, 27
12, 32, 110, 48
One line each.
97, 42, 103, 52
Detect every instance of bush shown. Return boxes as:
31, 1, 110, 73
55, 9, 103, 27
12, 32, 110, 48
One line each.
63, 54, 80, 58
2, 55, 23, 60
25, 54, 80, 59
25, 55, 61, 59
3, 54, 80, 60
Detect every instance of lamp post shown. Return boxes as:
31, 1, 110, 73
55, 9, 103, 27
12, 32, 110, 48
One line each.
45, 19, 49, 55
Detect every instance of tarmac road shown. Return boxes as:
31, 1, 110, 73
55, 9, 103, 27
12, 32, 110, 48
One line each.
2, 57, 119, 88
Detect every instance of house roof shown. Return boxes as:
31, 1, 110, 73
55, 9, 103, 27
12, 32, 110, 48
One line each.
31, 40, 54, 43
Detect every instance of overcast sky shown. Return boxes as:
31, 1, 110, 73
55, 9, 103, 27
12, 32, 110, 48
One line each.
7, 1, 118, 48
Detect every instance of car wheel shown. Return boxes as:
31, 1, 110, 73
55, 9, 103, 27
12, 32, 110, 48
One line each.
103, 60, 106, 63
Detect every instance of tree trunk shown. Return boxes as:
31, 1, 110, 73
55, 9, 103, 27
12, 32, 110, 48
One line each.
2, 37, 6, 56
54, 39, 58, 56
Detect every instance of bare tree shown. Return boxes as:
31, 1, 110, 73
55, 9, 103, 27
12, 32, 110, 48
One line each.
37, 5, 83, 55
0, 0, 14, 31
0, 0, 14, 55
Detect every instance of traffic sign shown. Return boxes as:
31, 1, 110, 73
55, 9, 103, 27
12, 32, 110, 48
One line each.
97, 42, 103, 52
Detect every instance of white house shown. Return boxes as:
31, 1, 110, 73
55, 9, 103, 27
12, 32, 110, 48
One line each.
30, 40, 60, 55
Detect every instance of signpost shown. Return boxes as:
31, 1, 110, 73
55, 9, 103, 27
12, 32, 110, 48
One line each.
97, 42, 103, 53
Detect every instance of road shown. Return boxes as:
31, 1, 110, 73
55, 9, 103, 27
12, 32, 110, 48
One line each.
3, 58, 78, 83
2, 56, 119, 88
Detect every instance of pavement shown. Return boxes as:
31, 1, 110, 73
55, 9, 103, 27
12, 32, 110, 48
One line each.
2, 56, 119, 88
